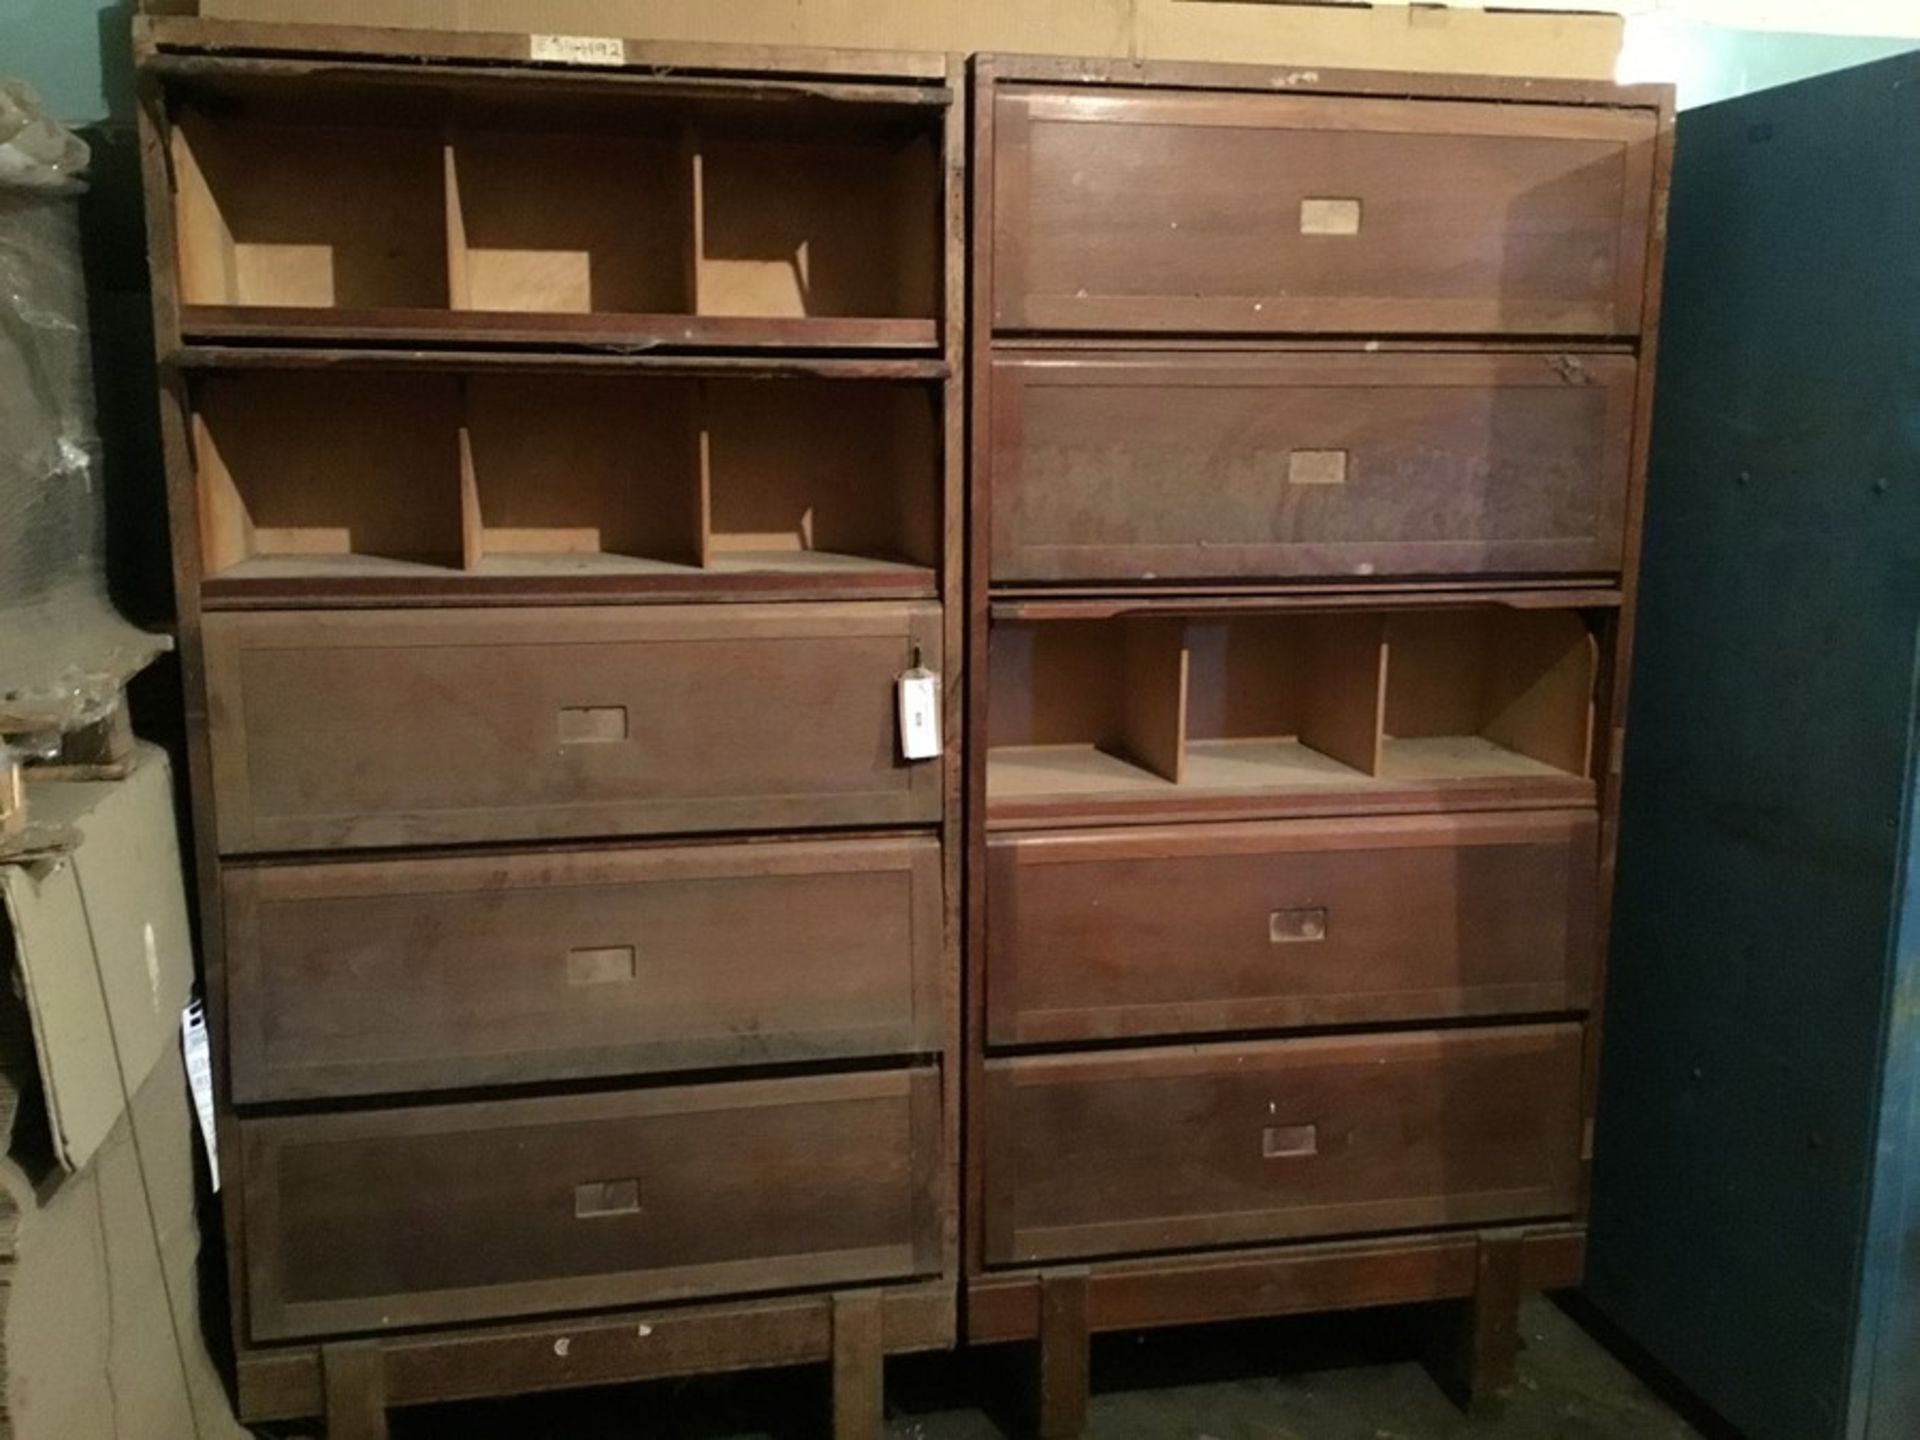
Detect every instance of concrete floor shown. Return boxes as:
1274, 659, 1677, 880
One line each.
383, 1296, 1707, 1439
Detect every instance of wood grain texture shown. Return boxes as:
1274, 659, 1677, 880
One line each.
236, 1281, 955, 1424
988, 352, 1637, 583
1425, 1229, 1527, 1412
203, 602, 943, 852
987, 606, 1596, 823
139, 14, 951, 83
1037, 1270, 1090, 1439
986, 812, 1597, 1045
158, 53, 945, 342
964, 1224, 1586, 1342
321, 1342, 389, 1440
1117, 617, 1188, 783
142, 25, 969, 1429
993, 87, 1656, 336
178, 305, 938, 353
225, 835, 944, 1101
976, 55, 1667, 110
189, 365, 940, 592
175, 342, 946, 380
1295, 612, 1387, 775
242, 1068, 942, 1341
982, 1026, 1584, 1265
831, 1290, 885, 1440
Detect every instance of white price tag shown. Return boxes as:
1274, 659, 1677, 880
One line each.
530, 34, 627, 65
182, 1000, 220, 1192
897, 667, 942, 761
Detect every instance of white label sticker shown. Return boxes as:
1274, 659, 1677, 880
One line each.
897, 668, 942, 761
182, 1000, 220, 1192
530, 33, 627, 65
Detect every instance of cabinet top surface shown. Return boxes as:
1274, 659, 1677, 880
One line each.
135, 14, 955, 85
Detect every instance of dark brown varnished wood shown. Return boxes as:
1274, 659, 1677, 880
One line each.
139, 14, 952, 84
1424, 1229, 1527, 1413
174, 345, 948, 381
225, 835, 944, 1101
988, 351, 1638, 584
986, 812, 1596, 1046
832, 1290, 886, 1440
965, 1224, 1585, 1343
321, 1342, 389, 1440
243, 1068, 943, 1341
981, 1026, 1583, 1266
992, 86, 1656, 337
138, 24, 968, 1426
1037, 1270, 1090, 1439
203, 603, 944, 852
237, 1280, 956, 1424
177, 308, 940, 354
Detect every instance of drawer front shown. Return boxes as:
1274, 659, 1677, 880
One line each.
226, 836, 944, 1102
982, 1026, 1582, 1266
992, 88, 1656, 335
243, 1069, 942, 1340
989, 353, 1636, 583
204, 602, 943, 852
987, 813, 1596, 1046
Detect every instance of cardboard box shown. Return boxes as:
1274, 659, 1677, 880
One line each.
188, 0, 1627, 81
0, 745, 246, 1440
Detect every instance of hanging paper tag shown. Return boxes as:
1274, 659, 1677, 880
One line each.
182, 999, 220, 1192
897, 667, 942, 761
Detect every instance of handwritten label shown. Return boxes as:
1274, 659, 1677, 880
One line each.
530, 34, 627, 66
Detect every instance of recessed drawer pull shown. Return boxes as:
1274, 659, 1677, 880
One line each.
1269, 907, 1328, 945
574, 1178, 642, 1219
557, 705, 629, 745
1287, 449, 1349, 486
1299, 197, 1362, 236
1262, 1124, 1319, 1159
567, 945, 637, 985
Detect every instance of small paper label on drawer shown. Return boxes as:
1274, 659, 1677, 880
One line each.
182, 999, 220, 1192
530, 34, 627, 65
897, 667, 942, 761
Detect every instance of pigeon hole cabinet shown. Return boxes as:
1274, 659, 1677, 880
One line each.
964, 55, 1672, 1433
134, 18, 964, 1438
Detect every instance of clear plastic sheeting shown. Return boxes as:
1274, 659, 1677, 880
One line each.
0, 80, 167, 734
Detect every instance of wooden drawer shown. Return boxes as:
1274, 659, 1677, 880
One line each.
203, 602, 943, 852
988, 352, 1636, 583
981, 1026, 1582, 1266
991, 87, 1657, 335
987, 812, 1596, 1046
242, 1068, 942, 1340
226, 836, 944, 1102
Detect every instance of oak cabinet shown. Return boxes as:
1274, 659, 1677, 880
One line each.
965, 55, 1669, 1423
139, 19, 963, 1434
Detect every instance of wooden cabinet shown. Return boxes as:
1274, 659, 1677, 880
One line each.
967, 55, 1669, 1425
139, 19, 962, 1435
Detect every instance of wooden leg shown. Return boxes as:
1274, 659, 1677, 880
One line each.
1424, 1229, 1526, 1415
832, 1289, 885, 1440
1036, 1269, 1090, 1439
321, 1340, 389, 1440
